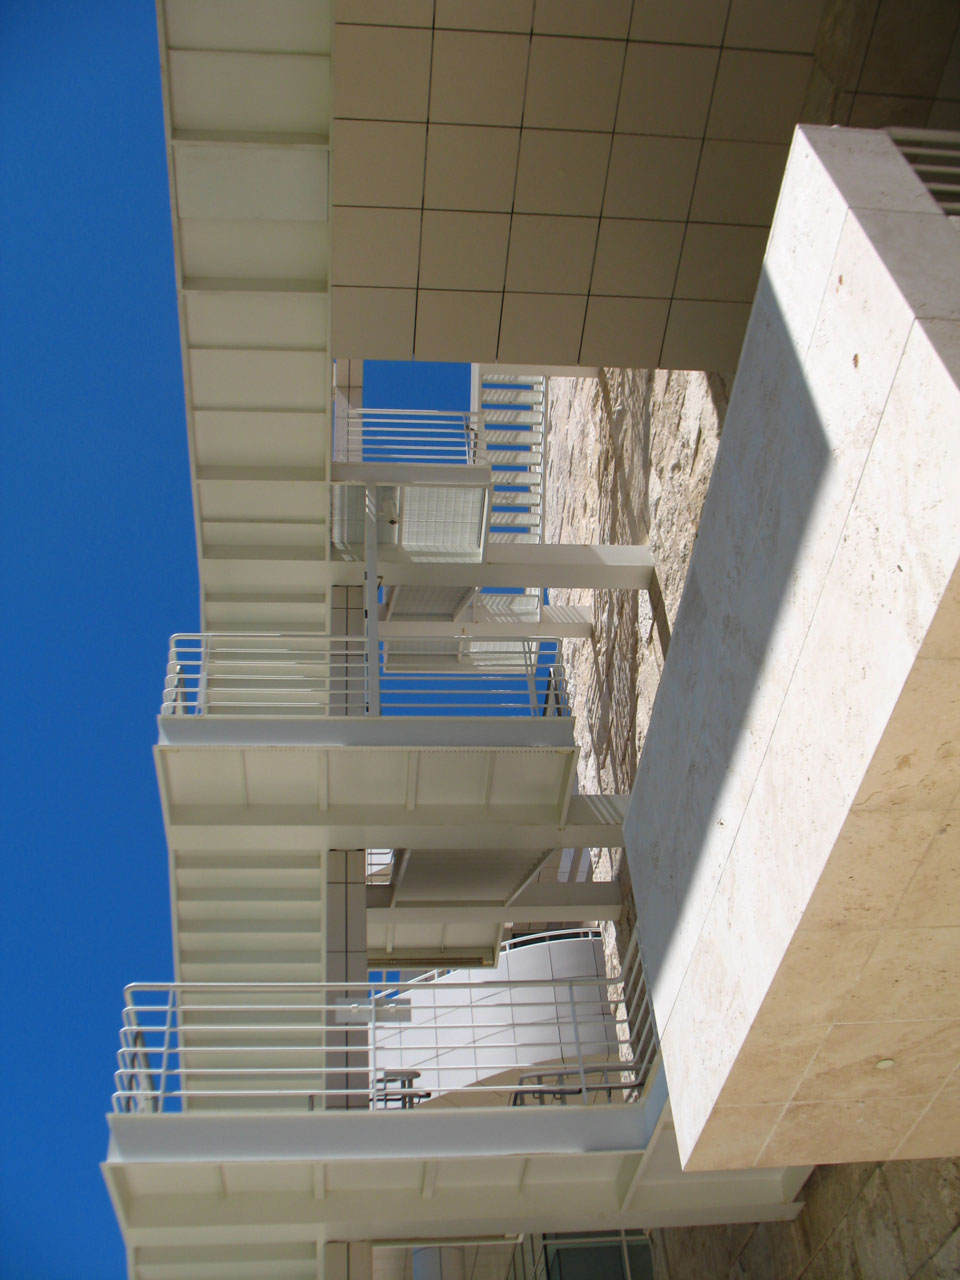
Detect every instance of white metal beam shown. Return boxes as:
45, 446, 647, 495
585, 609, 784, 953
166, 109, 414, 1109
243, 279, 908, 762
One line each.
167, 794, 628, 851
366, 881, 623, 923
377, 544, 654, 590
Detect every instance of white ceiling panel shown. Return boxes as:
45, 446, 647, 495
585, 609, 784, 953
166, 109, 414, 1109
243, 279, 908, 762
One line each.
179, 219, 330, 284
169, 50, 332, 135
162, 749, 247, 807
200, 520, 327, 550
415, 749, 491, 806
193, 410, 328, 468
242, 749, 322, 805
490, 751, 567, 807
174, 144, 329, 222
198, 478, 328, 522
185, 291, 328, 350
328, 751, 408, 806
164, 0, 332, 54
189, 349, 328, 411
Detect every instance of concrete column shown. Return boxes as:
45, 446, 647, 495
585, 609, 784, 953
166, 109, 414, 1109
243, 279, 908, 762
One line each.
324, 1241, 372, 1280
325, 849, 368, 1109
412, 1247, 466, 1280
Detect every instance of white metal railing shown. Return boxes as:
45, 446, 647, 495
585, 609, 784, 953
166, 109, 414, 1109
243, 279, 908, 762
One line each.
113, 974, 644, 1114
406, 929, 605, 988
888, 127, 960, 217
161, 633, 571, 718
505, 1231, 654, 1280
334, 408, 486, 466
476, 371, 547, 545
335, 381, 547, 545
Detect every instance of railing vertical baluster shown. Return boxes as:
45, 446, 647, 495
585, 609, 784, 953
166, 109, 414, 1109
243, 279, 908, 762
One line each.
569, 981, 588, 1104
154, 987, 175, 1113
369, 994, 378, 1111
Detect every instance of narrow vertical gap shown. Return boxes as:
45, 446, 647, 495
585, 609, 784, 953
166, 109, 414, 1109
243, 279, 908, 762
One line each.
657, 0, 735, 369
577, 0, 638, 364
495, 3, 537, 362
412, 0, 439, 360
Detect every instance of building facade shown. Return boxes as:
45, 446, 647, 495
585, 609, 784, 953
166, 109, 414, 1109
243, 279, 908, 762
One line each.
101, 3, 960, 1277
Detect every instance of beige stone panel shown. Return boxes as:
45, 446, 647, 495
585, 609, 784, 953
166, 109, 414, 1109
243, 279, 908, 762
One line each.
591, 219, 684, 297
524, 37, 624, 133
418, 211, 510, 291
847, 93, 934, 129
429, 30, 529, 127
504, 215, 598, 294
852, 658, 960, 814
424, 125, 520, 212
895, 1073, 960, 1158
335, 0, 433, 23
331, 207, 421, 287
921, 561, 960, 660
330, 120, 425, 208
629, 0, 728, 44
415, 290, 502, 362
802, 807, 942, 931
332, 25, 431, 121
604, 135, 701, 220
579, 296, 668, 367
894, 817, 960, 927
858, 0, 960, 98
660, 300, 751, 371
515, 131, 611, 217
707, 51, 814, 144
330, 286, 415, 359
795, 1019, 960, 1102
756, 928, 882, 1027
617, 43, 719, 138
725, 0, 826, 53
498, 293, 587, 365
720, 1023, 828, 1107
674, 223, 768, 303
690, 140, 789, 225
435, 0, 534, 32
841, 927, 960, 1022
683, 1104, 783, 1172
757, 1096, 930, 1166
534, 0, 632, 38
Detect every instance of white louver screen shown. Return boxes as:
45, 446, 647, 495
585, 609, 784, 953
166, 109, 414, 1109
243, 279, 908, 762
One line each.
400, 485, 484, 551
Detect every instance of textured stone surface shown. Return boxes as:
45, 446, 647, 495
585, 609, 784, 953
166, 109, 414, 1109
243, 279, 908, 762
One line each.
542, 359, 960, 1272
542, 366, 960, 1280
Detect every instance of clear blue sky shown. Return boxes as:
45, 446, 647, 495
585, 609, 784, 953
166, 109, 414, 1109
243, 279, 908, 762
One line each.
0, 7, 466, 1276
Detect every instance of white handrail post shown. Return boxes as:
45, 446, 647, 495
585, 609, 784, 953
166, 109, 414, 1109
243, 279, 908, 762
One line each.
155, 986, 175, 1114
363, 486, 381, 716
369, 996, 378, 1111
197, 635, 209, 716
526, 639, 538, 716
569, 981, 588, 1104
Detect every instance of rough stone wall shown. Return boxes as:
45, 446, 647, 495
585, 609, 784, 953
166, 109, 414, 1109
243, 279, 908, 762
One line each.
544, 367, 728, 959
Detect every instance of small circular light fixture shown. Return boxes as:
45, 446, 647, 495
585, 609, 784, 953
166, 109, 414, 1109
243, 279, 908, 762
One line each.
875, 1058, 895, 1070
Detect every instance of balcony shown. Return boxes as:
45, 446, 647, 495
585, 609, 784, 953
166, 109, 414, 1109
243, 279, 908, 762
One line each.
103, 933, 808, 1249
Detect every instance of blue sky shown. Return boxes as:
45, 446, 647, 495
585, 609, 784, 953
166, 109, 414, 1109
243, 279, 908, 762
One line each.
0, 7, 466, 1276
